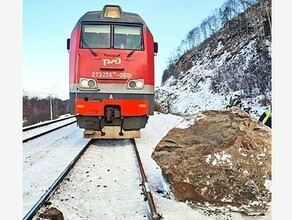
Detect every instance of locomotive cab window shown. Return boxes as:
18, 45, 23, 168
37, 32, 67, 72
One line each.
80, 24, 143, 50
81, 25, 110, 48
114, 26, 142, 50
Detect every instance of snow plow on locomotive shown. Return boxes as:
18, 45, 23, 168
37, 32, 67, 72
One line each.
67, 5, 158, 139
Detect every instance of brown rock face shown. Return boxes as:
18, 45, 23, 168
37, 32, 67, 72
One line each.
151, 107, 271, 215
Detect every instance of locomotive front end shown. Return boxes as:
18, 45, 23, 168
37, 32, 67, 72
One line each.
67, 5, 158, 139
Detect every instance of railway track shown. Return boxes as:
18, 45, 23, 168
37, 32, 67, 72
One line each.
23, 115, 76, 132
23, 116, 77, 142
23, 140, 93, 220
24, 138, 162, 220
131, 138, 161, 220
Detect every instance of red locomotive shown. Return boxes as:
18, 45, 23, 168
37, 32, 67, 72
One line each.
67, 5, 158, 139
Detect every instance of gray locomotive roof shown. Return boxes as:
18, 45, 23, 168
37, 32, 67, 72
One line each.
75, 10, 149, 29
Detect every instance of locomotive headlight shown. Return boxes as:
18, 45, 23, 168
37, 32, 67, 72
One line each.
80, 79, 88, 87
103, 5, 122, 19
88, 79, 96, 88
79, 78, 98, 89
127, 79, 144, 90
136, 80, 144, 89
129, 81, 136, 88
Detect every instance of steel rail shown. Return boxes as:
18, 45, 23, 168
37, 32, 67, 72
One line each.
23, 120, 76, 143
22, 139, 93, 220
23, 115, 76, 132
130, 138, 162, 220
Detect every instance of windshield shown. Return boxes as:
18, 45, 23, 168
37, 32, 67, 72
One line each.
81, 25, 110, 49
81, 24, 143, 50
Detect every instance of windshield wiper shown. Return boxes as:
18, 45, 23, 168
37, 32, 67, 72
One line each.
127, 49, 136, 58
81, 38, 97, 57
127, 38, 143, 58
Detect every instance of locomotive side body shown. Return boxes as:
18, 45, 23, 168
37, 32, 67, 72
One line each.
67, 5, 157, 138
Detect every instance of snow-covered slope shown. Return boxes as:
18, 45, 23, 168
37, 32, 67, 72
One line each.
155, 0, 271, 119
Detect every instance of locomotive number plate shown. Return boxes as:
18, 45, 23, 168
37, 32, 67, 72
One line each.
92, 71, 132, 79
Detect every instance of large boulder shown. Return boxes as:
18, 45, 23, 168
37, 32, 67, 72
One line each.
151, 107, 271, 215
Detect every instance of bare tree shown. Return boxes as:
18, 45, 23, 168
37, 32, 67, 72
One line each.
200, 19, 208, 39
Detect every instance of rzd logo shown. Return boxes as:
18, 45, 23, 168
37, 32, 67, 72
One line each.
102, 57, 121, 66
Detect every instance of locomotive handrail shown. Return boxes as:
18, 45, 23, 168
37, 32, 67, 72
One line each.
104, 53, 120, 57
99, 67, 125, 71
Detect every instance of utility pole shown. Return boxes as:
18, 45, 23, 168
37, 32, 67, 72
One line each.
49, 94, 53, 120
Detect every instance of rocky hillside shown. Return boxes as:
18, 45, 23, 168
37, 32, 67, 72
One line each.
155, 0, 271, 118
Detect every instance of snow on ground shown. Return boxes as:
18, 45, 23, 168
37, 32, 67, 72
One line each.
23, 124, 89, 216
23, 112, 271, 220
